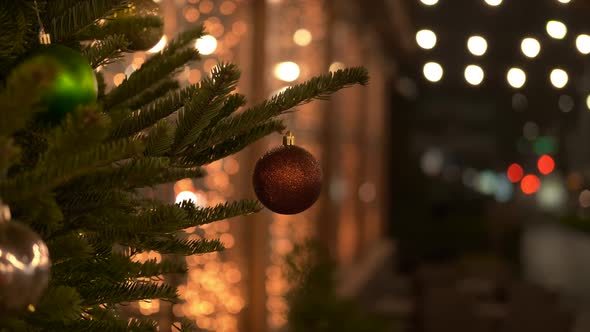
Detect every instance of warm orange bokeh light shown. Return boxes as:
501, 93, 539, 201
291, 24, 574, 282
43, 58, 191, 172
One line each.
507, 163, 524, 183
521, 174, 541, 194
537, 154, 555, 175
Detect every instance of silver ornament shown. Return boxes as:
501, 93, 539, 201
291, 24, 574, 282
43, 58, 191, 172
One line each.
0, 199, 50, 314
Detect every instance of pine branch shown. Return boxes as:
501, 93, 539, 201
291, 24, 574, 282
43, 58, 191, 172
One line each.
133, 258, 188, 277
82, 34, 129, 68
61, 157, 205, 195
132, 237, 224, 255
80, 15, 162, 40
143, 120, 174, 156
209, 93, 247, 127
124, 79, 180, 111
0, 57, 57, 137
57, 318, 158, 332
110, 84, 200, 139
1, 137, 142, 202
171, 63, 241, 153
191, 67, 369, 153
105, 28, 205, 108
181, 119, 285, 166
46, 0, 129, 42
80, 280, 177, 305
30, 286, 83, 324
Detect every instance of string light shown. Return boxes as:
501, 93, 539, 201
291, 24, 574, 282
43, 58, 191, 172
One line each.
467, 36, 488, 56
420, 0, 439, 6
423, 62, 443, 82
464, 64, 484, 86
550, 68, 568, 89
416, 29, 437, 50
546, 20, 567, 39
521, 38, 541, 58
507, 68, 526, 88
576, 34, 590, 54
484, 0, 503, 6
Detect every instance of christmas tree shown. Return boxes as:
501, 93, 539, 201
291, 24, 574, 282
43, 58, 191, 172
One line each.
0, 1, 368, 330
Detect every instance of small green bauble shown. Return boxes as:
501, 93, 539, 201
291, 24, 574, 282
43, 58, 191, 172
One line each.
27, 45, 97, 122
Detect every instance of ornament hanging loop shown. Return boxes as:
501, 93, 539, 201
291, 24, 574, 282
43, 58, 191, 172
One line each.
33, 0, 51, 44
283, 131, 295, 146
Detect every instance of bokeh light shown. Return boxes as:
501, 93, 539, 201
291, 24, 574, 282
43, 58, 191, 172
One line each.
558, 95, 574, 112
421, 148, 444, 176
550, 68, 568, 89
467, 36, 488, 56
423, 62, 443, 82
537, 155, 555, 175
521, 175, 541, 195
546, 20, 567, 39
484, 0, 503, 6
495, 175, 514, 202
464, 64, 484, 86
293, 28, 312, 46
521, 37, 541, 58
175, 191, 199, 204
274, 61, 300, 82
537, 175, 566, 211
507, 68, 526, 88
580, 190, 590, 207
147, 36, 167, 53
195, 35, 218, 55
416, 29, 437, 50
477, 170, 497, 195
420, 0, 439, 5
507, 163, 524, 183
558, 0, 571, 4
576, 34, 590, 54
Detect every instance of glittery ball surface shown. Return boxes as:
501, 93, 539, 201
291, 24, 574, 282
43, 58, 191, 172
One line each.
253, 145, 322, 215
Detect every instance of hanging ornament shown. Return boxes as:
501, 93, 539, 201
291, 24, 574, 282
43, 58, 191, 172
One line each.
253, 131, 322, 214
0, 199, 51, 314
112, 0, 163, 51
18, 1, 97, 123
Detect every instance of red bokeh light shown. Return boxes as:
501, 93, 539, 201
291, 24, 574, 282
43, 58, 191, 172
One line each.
521, 174, 541, 194
507, 163, 524, 183
537, 155, 555, 175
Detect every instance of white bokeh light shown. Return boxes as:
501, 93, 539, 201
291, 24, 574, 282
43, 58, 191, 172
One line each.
507, 68, 526, 89
420, 0, 439, 6
147, 36, 167, 54
423, 62, 443, 82
175, 191, 198, 204
550, 68, 568, 89
546, 20, 567, 39
195, 35, 217, 55
467, 36, 488, 56
521, 38, 541, 58
484, 0, 503, 6
464, 65, 485, 86
558, 0, 571, 3
576, 34, 590, 54
416, 29, 437, 50
586, 95, 590, 110
274, 61, 300, 82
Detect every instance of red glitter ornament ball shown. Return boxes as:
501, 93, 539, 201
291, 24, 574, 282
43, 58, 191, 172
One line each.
253, 132, 322, 215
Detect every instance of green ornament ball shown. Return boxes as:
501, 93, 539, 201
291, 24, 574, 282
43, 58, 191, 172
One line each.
27, 45, 97, 123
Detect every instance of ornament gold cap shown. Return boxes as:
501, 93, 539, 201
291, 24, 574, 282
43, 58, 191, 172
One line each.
283, 131, 295, 146
39, 31, 51, 45
34, 0, 51, 44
